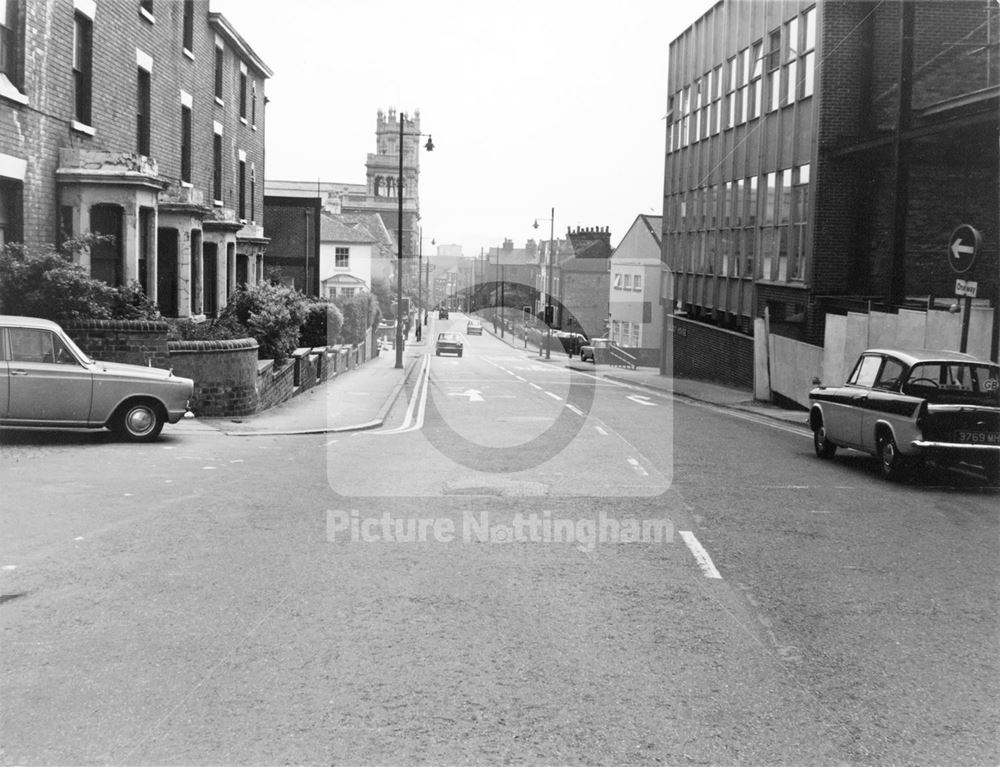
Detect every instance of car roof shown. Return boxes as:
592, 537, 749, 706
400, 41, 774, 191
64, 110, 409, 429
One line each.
864, 348, 990, 366
0, 315, 62, 330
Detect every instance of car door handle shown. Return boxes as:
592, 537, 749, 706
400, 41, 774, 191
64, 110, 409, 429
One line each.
10, 369, 29, 376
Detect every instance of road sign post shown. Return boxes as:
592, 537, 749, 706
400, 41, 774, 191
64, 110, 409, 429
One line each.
947, 225, 983, 355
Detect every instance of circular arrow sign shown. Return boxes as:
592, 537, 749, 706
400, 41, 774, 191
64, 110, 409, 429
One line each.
948, 224, 981, 274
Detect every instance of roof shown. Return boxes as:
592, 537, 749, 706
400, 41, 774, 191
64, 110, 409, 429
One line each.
0, 315, 61, 329
207, 13, 273, 78
319, 213, 378, 244
864, 348, 993, 366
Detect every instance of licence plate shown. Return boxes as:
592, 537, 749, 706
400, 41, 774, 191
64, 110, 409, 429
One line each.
955, 431, 1000, 444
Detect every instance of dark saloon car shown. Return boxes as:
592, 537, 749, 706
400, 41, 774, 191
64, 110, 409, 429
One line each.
435, 332, 464, 357
438, 308, 449, 319
809, 348, 1000, 482
0, 315, 194, 441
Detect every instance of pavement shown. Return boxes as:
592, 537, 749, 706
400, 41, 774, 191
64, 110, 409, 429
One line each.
186, 321, 808, 436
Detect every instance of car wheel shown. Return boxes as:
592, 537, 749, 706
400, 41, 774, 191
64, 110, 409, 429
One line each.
113, 399, 165, 442
458, 352, 463, 357
877, 432, 905, 481
812, 422, 836, 458
435, 351, 441, 356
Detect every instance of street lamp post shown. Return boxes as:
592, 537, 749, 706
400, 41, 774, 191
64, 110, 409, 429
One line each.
533, 208, 555, 359
394, 112, 433, 369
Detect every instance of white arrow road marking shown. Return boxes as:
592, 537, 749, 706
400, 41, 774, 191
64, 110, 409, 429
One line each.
626, 394, 656, 406
680, 531, 722, 579
627, 457, 649, 476
565, 404, 585, 416
449, 389, 484, 402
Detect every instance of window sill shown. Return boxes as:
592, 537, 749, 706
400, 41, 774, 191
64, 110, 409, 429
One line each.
181, 181, 193, 188
239, 117, 247, 126
0, 74, 28, 106
183, 48, 195, 62
213, 199, 223, 207
139, 7, 155, 24
71, 120, 96, 136
215, 96, 224, 107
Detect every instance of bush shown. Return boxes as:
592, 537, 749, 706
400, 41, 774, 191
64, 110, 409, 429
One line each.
166, 316, 247, 342
299, 300, 344, 347
0, 238, 160, 323
221, 282, 309, 363
333, 293, 379, 345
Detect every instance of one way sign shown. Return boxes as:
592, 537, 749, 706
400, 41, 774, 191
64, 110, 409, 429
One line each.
948, 224, 981, 274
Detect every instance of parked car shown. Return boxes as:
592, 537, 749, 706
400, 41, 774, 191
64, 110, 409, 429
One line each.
466, 320, 483, 335
438, 308, 449, 319
809, 348, 1000, 482
0, 315, 194, 441
556, 331, 588, 356
580, 338, 609, 363
435, 332, 464, 357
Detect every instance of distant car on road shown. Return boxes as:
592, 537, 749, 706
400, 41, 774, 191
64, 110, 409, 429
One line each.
438, 308, 449, 319
580, 337, 609, 363
466, 320, 483, 335
435, 332, 464, 357
0, 315, 194, 441
809, 348, 1000, 482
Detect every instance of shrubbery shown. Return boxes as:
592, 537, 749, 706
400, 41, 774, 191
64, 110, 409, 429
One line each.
2, 238, 380, 363
0, 239, 159, 323
220, 282, 309, 363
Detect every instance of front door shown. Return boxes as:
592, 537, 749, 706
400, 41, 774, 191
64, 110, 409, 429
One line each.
157, 228, 179, 317
204, 242, 218, 317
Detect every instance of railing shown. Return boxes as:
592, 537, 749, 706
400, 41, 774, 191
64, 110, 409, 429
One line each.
607, 342, 637, 369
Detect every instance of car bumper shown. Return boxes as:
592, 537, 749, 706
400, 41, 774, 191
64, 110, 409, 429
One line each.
912, 440, 1000, 453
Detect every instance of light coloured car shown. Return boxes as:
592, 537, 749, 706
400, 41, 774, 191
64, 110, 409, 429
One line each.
580, 338, 609, 363
809, 348, 1000, 482
466, 320, 483, 335
0, 315, 194, 441
435, 332, 464, 357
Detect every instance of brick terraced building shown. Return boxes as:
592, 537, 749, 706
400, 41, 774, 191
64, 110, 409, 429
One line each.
662, 0, 998, 345
0, 0, 271, 317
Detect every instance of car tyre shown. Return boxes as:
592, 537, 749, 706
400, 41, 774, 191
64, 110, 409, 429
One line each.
113, 398, 165, 442
812, 422, 837, 458
877, 432, 905, 481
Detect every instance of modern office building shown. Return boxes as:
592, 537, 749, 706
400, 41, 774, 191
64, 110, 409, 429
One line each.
662, 0, 998, 345
0, 0, 272, 317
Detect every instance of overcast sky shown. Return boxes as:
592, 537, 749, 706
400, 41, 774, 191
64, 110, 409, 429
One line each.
210, 0, 713, 258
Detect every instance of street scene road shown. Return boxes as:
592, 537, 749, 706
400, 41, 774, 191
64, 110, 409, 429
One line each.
2, 313, 996, 765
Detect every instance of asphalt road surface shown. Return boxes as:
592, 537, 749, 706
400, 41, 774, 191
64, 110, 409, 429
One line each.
1, 316, 997, 765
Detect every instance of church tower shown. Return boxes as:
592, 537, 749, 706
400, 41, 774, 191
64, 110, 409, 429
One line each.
353, 108, 423, 260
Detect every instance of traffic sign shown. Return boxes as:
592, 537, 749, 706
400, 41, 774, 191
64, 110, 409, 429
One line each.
948, 224, 981, 274
955, 279, 978, 298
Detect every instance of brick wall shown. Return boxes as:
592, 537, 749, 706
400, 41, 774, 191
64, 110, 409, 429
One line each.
667, 315, 753, 390
257, 359, 295, 412
168, 338, 259, 416
65, 319, 171, 368
6, 0, 267, 250
263, 197, 319, 290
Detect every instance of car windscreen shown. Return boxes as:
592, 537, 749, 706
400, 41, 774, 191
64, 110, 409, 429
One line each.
903, 362, 1000, 405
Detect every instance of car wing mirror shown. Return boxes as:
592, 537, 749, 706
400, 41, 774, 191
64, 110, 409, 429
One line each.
811, 376, 822, 386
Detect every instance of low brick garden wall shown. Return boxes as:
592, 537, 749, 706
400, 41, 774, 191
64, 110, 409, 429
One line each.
64, 320, 375, 417
168, 338, 260, 417
65, 319, 171, 368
